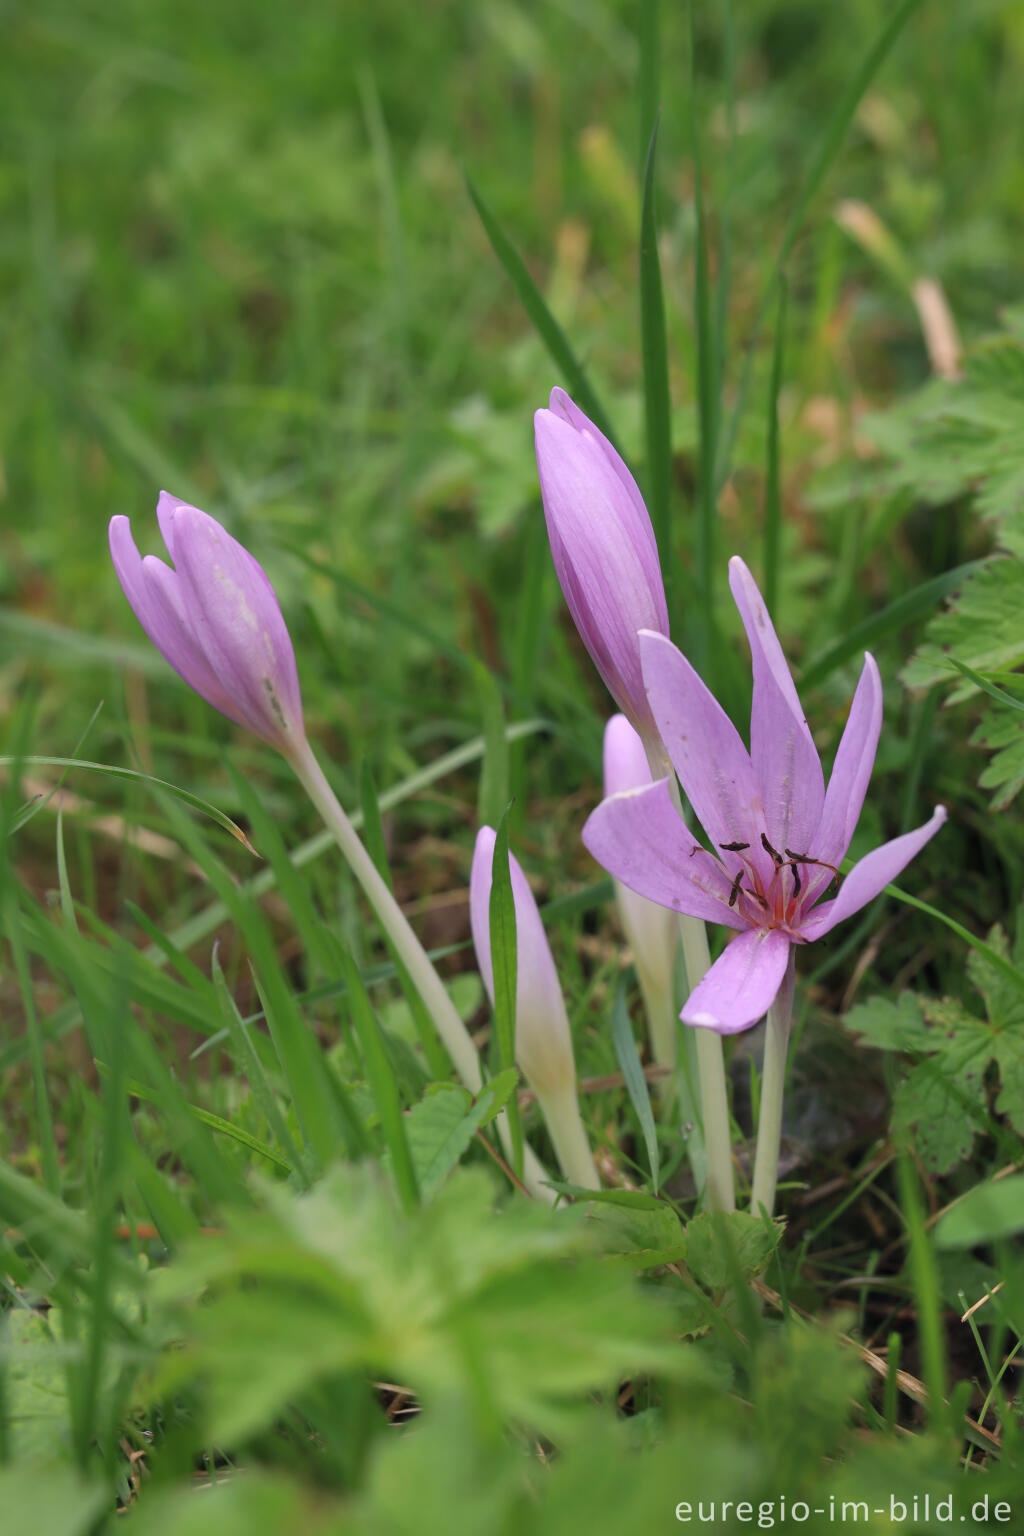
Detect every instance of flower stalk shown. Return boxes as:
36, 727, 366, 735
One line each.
289, 742, 556, 1200
749, 947, 795, 1219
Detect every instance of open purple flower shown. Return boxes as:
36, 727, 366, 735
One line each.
583, 556, 946, 1035
534, 388, 669, 742
109, 493, 304, 752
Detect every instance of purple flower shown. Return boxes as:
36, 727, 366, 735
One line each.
110, 493, 304, 751
534, 388, 670, 741
470, 827, 577, 1098
583, 556, 946, 1035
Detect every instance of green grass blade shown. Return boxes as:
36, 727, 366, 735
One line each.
688, 4, 719, 674
339, 948, 419, 1213
715, 0, 926, 492
639, 115, 673, 600
4, 897, 60, 1196
637, 0, 659, 170
211, 949, 309, 1180
475, 662, 510, 832
763, 275, 788, 616
611, 979, 660, 1192
488, 807, 523, 1178
946, 655, 1024, 714
0, 755, 256, 853
799, 560, 985, 692
466, 177, 616, 444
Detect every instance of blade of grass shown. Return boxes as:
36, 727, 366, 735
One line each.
798, 560, 984, 692
637, 0, 659, 171
611, 979, 660, 1192
466, 178, 616, 445
763, 276, 788, 615
0, 755, 256, 852
211, 948, 310, 1179
639, 114, 673, 603
339, 948, 419, 1213
688, 3, 719, 675
715, 0, 926, 492
488, 807, 523, 1179
947, 655, 1024, 714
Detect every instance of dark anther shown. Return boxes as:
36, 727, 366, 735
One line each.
760, 833, 783, 867
719, 840, 750, 852
784, 848, 809, 862
728, 870, 745, 908
749, 889, 769, 909
789, 863, 802, 897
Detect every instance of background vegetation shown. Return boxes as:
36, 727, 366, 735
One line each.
2, 0, 1024, 1528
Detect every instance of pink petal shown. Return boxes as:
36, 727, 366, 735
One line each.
169, 503, 305, 749
548, 388, 662, 574
109, 516, 251, 733
582, 779, 745, 929
800, 806, 948, 941
602, 713, 652, 797
681, 927, 793, 1035
813, 652, 883, 869
469, 827, 575, 1096
639, 630, 775, 886
534, 406, 668, 736
728, 557, 824, 855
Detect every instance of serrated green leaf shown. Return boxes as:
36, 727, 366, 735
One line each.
683, 1210, 782, 1293
584, 1200, 684, 1271
403, 1083, 498, 1199
2, 1310, 71, 1463
902, 558, 1024, 697
844, 993, 930, 1052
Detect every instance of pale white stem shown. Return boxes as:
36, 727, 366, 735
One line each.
750, 948, 796, 1219
645, 736, 736, 1213
678, 916, 736, 1213
635, 959, 677, 1080
536, 1082, 601, 1190
288, 740, 554, 1201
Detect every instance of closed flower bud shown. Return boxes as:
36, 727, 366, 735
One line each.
534, 388, 669, 743
110, 493, 305, 753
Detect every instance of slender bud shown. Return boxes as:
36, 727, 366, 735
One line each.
470, 827, 598, 1188
109, 493, 304, 752
534, 388, 669, 743
603, 715, 679, 1071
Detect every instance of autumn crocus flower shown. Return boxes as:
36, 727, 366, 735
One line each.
534, 389, 670, 745
583, 556, 947, 1037
470, 827, 599, 1190
109, 493, 304, 751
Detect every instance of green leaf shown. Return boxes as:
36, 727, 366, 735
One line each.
683, 1210, 782, 1293
1, 1310, 71, 1463
0, 1464, 106, 1534
934, 1174, 1024, 1248
639, 115, 672, 596
465, 179, 615, 446
844, 993, 931, 1052
488, 808, 523, 1176
585, 1199, 685, 1271
0, 755, 257, 853
403, 1081, 516, 1200
610, 980, 660, 1192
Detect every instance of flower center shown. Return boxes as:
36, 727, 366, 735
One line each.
716, 833, 841, 935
